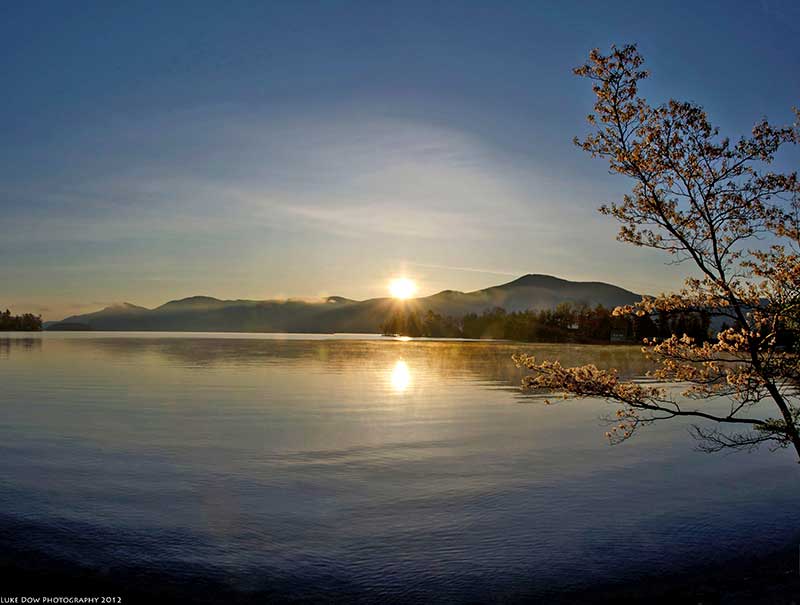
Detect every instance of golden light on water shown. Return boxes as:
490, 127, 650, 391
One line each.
390, 360, 411, 392
389, 278, 417, 300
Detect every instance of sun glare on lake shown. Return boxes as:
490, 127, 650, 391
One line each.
390, 360, 411, 392
389, 278, 416, 299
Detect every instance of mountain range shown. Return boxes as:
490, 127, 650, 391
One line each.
47, 274, 641, 333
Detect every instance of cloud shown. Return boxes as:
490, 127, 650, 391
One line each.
406, 262, 524, 277
2, 109, 542, 246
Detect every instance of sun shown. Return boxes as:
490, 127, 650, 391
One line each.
389, 278, 417, 300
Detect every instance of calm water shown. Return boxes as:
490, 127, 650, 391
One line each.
0, 332, 798, 601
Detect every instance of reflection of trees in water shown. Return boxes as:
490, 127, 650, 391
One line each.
0, 337, 42, 358
53, 337, 654, 390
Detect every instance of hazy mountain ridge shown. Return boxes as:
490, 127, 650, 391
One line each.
49, 274, 641, 333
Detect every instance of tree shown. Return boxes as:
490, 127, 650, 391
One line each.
515, 45, 800, 460
0, 309, 43, 331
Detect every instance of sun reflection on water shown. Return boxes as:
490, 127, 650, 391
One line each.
390, 360, 411, 392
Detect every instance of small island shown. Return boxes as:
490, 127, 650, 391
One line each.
0, 309, 43, 331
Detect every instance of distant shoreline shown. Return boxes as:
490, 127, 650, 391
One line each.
10, 329, 649, 346
43, 274, 648, 340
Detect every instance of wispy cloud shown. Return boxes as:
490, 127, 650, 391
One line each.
407, 262, 523, 278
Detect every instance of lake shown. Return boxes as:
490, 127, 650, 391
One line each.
0, 332, 797, 601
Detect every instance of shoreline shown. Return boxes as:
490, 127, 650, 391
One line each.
6, 329, 645, 347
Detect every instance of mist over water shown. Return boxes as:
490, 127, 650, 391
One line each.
0, 333, 797, 600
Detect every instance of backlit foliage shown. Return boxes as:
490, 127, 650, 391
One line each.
516, 45, 800, 459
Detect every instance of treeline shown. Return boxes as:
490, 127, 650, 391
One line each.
0, 309, 43, 331
381, 303, 711, 344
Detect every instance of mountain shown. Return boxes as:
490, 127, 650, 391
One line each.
47, 274, 641, 333
417, 274, 641, 316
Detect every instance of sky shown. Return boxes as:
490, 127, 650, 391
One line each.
2, 1, 799, 320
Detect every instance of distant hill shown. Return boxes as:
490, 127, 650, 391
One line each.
47, 274, 641, 333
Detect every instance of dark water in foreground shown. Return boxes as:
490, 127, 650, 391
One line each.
0, 333, 797, 601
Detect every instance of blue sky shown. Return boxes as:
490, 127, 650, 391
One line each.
2, 1, 799, 319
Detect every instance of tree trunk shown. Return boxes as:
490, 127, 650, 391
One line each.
766, 383, 800, 462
